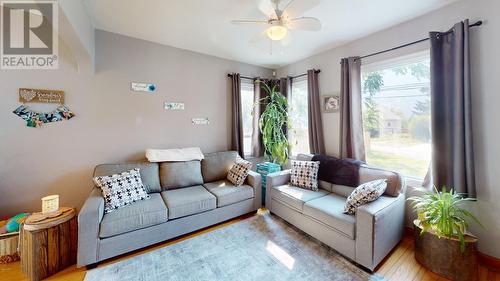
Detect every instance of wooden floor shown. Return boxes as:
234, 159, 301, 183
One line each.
1, 211, 499, 281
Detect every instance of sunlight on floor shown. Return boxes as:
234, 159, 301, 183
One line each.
266, 240, 295, 270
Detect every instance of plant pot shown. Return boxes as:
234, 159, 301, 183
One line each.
413, 220, 478, 281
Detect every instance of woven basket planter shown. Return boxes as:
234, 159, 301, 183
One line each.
0, 232, 20, 263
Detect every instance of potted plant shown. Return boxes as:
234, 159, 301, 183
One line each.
257, 81, 291, 166
407, 187, 482, 281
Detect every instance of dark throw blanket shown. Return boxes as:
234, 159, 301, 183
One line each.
311, 154, 364, 187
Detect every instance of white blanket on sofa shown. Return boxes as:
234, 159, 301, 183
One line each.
145, 147, 204, 162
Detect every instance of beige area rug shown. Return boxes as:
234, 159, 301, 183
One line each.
85, 212, 386, 281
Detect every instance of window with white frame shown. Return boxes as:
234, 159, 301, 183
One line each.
289, 77, 310, 156
361, 52, 431, 179
241, 80, 255, 157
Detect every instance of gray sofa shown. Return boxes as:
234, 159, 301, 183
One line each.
77, 151, 261, 267
265, 154, 406, 271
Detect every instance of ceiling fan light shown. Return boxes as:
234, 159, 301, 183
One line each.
266, 25, 288, 41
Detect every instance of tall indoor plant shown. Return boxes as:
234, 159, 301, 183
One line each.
407, 187, 482, 281
257, 81, 290, 166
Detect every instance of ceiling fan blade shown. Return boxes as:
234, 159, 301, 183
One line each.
286, 17, 321, 31
282, 0, 320, 18
231, 20, 268, 25
254, 0, 277, 18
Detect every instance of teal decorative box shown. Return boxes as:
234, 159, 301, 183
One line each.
256, 162, 282, 205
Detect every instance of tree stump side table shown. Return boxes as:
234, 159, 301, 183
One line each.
20, 207, 77, 281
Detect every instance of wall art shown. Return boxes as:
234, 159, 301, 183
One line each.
164, 102, 185, 110
19, 88, 64, 104
13, 105, 75, 128
131, 82, 157, 93
191, 118, 209, 125
323, 94, 340, 113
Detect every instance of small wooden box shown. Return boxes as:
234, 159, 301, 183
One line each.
20, 208, 77, 281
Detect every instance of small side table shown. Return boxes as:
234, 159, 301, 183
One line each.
256, 162, 281, 205
20, 207, 77, 281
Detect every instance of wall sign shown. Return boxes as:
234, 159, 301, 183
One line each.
131, 82, 157, 93
192, 118, 209, 125
19, 88, 65, 104
165, 102, 185, 110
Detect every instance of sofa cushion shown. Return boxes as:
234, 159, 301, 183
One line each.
159, 161, 204, 190
161, 185, 216, 219
99, 193, 168, 238
290, 160, 320, 191
303, 193, 356, 239
271, 184, 328, 212
227, 158, 252, 186
93, 168, 150, 214
359, 165, 403, 197
94, 162, 161, 193
344, 179, 387, 215
201, 151, 239, 183
204, 180, 254, 207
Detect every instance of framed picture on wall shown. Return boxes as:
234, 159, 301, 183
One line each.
323, 94, 340, 113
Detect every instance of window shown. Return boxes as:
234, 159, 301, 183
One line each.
361, 52, 431, 179
289, 77, 309, 156
241, 80, 255, 157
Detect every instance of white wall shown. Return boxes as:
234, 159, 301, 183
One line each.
277, 0, 500, 258
0, 30, 272, 218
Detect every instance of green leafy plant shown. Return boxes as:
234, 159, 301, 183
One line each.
256, 81, 290, 166
407, 187, 482, 251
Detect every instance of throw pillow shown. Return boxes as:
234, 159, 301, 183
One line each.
290, 160, 320, 191
344, 179, 387, 215
227, 158, 252, 186
93, 168, 150, 214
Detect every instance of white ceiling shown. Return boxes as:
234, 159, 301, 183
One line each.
84, 0, 457, 68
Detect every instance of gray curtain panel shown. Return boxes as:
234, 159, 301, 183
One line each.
340, 57, 365, 161
430, 19, 476, 197
230, 73, 244, 157
307, 70, 326, 154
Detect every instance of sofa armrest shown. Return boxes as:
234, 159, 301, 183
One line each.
265, 170, 291, 211
246, 170, 262, 209
77, 187, 104, 267
355, 193, 405, 271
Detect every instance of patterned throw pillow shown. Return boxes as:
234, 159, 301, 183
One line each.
344, 179, 387, 215
227, 158, 252, 186
290, 160, 320, 191
93, 168, 150, 214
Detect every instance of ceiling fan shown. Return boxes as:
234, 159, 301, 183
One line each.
231, 0, 321, 43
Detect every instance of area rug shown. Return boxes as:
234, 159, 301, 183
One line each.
85, 212, 386, 281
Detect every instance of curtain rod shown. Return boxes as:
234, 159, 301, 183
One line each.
227, 69, 321, 80
360, 20, 483, 60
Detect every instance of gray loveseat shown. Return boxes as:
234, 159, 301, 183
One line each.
77, 151, 261, 267
265, 154, 406, 271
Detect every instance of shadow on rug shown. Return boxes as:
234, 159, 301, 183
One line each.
85, 212, 386, 281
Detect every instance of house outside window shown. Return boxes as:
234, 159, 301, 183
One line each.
361, 52, 431, 180
241, 80, 255, 157
289, 77, 309, 156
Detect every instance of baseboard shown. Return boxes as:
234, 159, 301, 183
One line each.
478, 252, 500, 271
404, 226, 500, 271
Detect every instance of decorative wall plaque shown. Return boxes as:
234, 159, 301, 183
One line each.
19, 88, 65, 104
192, 118, 209, 125
165, 102, 185, 110
131, 82, 157, 93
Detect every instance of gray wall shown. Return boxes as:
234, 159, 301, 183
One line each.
0, 30, 272, 217
277, 0, 500, 258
